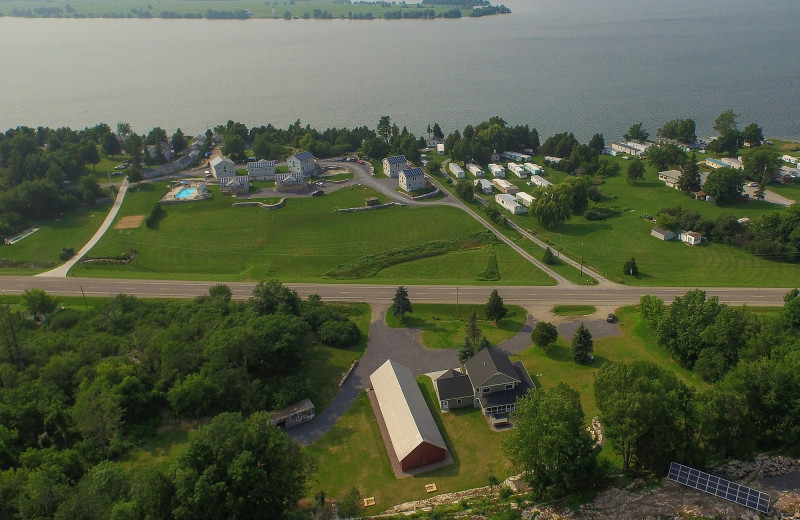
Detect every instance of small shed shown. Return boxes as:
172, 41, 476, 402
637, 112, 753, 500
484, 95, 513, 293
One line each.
680, 231, 702, 245
270, 399, 315, 429
651, 226, 675, 241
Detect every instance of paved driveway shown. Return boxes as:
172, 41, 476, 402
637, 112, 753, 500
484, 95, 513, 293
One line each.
288, 304, 536, 445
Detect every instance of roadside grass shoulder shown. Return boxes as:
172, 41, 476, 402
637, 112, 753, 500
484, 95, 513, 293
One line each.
385, 303, 527, 349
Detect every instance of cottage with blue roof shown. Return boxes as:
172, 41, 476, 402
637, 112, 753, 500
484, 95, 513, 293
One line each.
287, 151, 317, 176
382, 155, 408, 178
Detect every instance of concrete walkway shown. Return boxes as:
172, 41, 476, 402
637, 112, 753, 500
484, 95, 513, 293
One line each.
36, 179, 129, 278
288, 304, 536, 445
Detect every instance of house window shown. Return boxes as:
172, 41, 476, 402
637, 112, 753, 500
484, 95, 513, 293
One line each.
483, 387, 490, 393
505, 384, 514, 390
457, 399, 462, 404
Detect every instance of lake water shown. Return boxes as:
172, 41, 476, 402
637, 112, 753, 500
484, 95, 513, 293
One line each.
1, 0, 798, 141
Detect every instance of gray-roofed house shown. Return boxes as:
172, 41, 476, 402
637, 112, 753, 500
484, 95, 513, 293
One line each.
435, 348, 535, 427
287, 151, 317, 176
433, 369, 474, 411
370, 360, 448, 472
210, 156, 236, 179
658, 169, 682, 189
247, 159, 277, 180
383, 155, 408, 178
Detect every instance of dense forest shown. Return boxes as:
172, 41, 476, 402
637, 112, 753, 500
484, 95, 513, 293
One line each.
0, 281, 359, 519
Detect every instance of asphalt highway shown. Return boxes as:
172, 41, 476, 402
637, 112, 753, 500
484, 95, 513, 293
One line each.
0, 276, 791, 307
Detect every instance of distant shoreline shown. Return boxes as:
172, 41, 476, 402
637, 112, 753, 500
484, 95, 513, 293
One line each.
0, 0, 511, 21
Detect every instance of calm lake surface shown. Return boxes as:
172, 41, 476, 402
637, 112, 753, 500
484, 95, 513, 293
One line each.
1, 0, 799, 140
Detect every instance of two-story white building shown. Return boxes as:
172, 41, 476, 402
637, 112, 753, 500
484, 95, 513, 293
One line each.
399, 168, 426, 192
382, 155, 408, 178
210, 156, 236, 179
287, 151, 317, 176
247, 159, 277, 180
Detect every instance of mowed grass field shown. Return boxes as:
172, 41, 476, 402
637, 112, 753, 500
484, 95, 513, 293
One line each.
497, 155, 800, 287
71, 183, 553, 285
306, 305, 712, 510
0, 202, 112, 274
385, 303, 528, 350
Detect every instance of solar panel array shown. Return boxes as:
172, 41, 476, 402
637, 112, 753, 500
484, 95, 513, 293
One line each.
667, 462, 770, 513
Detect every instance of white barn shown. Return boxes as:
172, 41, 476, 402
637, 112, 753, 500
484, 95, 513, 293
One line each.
247, 159, 276, 180
369, 360, 447, 472
495, 194, 526, 214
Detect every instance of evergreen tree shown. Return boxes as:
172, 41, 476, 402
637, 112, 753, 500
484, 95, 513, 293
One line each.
571, 323, 594, 364
465, 311, 481, 345
543, 247, 556, 265
485, 289, 507, 325
391, 286, 412, 321
677, 153, 701, 192
458, 340, 475, 364
623, 257, 638, 276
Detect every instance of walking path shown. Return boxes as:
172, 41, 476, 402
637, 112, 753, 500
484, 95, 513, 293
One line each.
288, 305, 536, 445
36, 179, 129, 278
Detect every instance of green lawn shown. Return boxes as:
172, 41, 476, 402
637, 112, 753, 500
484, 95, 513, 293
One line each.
385, 303, 528, 349
500, 155, 800, 286
300, 303, 371, 411
305, 378, 512, 512
70, 184, 553, 284
552, 305, 596, 316
511, 306, 707, 423
0, 202, 113, 274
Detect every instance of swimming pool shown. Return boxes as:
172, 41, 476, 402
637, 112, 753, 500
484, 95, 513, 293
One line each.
175, 187, 196, 199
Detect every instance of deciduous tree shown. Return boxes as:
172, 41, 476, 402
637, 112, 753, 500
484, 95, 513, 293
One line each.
626, 158, 645, 184
170, 412, 316, 520
503, 383, 598, 497
703, 167, 745, 204
531, 321, 558, 350
623, 122, 649, 143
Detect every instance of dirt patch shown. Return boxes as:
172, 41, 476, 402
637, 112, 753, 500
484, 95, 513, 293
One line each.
115, 215, 144, 229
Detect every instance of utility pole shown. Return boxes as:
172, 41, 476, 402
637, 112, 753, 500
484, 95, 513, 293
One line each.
80, 285, 88, 309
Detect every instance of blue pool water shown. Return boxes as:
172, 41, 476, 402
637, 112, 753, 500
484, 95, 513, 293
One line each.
175, 187, 196, 199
